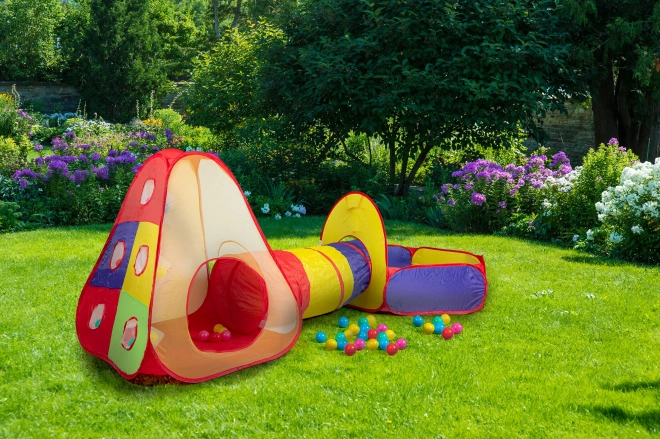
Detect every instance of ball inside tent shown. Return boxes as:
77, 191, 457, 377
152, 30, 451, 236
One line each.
441, 314, 451, 325
367, 329, 378, 339
432, 316, 443, 325
378, 339, 389, 350
422, 323, 435, 334
366, 339, 379, 350
377, 323, 388, 332
441, 328, 454, 340
338, 316, 349, 328
198, 330, 210, 342
326, 339, 338, 351
348, 323, 360, 335
354, 338, 366, 350
220, 330, 232, 342
210, 332, 223, 343
451, 323, 463, 334
315, 331, 327, 343
434, 322, 445, 334
335, 332, 347, 342
337, 339, 349, 351
366, 315, 377, 327
385, 329, 396, 341
395, 338, 408, 350
412, 315, 424, 327
358, 317, 369, 327
345, 343, 357, 356
386, 343, 398, 356
213, 323, 226, 333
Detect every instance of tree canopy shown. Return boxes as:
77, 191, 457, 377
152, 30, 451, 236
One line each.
260, 0, 577, 194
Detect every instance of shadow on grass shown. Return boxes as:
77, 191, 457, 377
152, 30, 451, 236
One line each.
561, 253, 655, 269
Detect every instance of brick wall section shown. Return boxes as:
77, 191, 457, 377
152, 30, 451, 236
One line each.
537, 103, 595, 164
0, 81, 81, 113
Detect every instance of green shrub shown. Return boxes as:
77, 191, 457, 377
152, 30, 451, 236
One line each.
0, 94, 16, 137
0, 135, 29, 177
0, 200, 21, 231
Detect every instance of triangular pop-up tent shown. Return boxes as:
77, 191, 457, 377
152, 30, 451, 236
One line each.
76, 150, 487, 383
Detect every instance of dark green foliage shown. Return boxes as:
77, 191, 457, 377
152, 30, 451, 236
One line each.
261, 0, 576, 195
0, 201, 21, 231
67, 0, 169, 122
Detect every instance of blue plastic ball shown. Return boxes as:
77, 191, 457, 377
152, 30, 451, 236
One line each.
377, 332, 389, 342
338, 316, 349, 328
412, 315, 424, 327
432, 316, 443, 324
337, 339, 348, 351
335, 332, 347, 341
358, 317, 369, 327
357, 331, 369, 340
315, 331, 327, 343
378, 339, 389, 350
434, 322, 445, 334
359, 323, 370, 333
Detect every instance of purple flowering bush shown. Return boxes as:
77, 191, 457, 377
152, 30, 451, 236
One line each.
439, 150, 572, 233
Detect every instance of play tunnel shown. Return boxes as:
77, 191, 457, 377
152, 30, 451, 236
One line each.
76, 150, 487, 383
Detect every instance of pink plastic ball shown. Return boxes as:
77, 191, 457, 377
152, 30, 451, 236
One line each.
395, 338, 407, 350
451, 323, 463, 334
377, 323, 388, 332
354, 338, 366, 350
220, 330, 232, 342
198, 330, 210, 342
210, 332, 223, 343
386, 343, 398, 356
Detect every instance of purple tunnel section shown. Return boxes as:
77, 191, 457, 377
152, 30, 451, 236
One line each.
387, 245, 412, 268
385, 265, 486, 313
90, 222, 140, 289
327, 242, 371, 302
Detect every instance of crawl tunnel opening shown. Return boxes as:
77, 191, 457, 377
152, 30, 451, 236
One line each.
187, 257, 268, 353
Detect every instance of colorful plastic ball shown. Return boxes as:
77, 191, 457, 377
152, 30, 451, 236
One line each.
432, 316, 443, 324
211, 332, 223, 343
335, 332, 347, 342
422, 323, 435, 335
441, 328, 454, 340
325, 339, 338, 351
434, 322, 445, 334
345, 343, 357, 356
366, 315, 377, 327
395, 338, 408, 350
385, 329, 396, 341
412, 315, 424, 327
378, 339, 389, 350
344, 330, 354, 339
357, 331, 369, 340
338, 316, 349, 328
359, 323, 371, 333
220, 330, 232, 342
451, 323, 463, 334
315, 331, 327, 343
337, 339, 348, 351
213, 323, 226, 333
441, 314, 451, 325
358, 317, 369, 327
386, 343, 398, 356
367, 329, 378, 339
377, 323, 388, 332
348, 323, 360, 335
366, 339, 379, 350
198, 330, 210, 342
354, 338, 366, 350
377, 332, 389, 342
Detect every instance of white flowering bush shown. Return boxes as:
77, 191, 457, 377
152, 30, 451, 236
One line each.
580, 158, 660, 264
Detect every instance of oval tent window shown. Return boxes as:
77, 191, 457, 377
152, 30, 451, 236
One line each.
110, 241, 126, 270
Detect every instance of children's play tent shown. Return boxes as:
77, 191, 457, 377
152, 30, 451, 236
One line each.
76, 150, 488, 383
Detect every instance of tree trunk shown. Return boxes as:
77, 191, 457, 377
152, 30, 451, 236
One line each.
637, 100, 660, 162
616, 68, 636, 151
396, 138, 411, 197
591, 63, 618, 148
231, 0, 242, 28
213, 0, 220, 39
398, 142, 435, 196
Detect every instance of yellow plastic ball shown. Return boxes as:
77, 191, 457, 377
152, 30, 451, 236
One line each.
344, 329, 354, 339
441, 314, 451, 325
366, 315, 377, 327
385, 329, 396, 341
213, 324, 226, 333
325, 339, 338, 351
366, 339, 379, 350
348, 323, 360, 335
423, 323, 435, 334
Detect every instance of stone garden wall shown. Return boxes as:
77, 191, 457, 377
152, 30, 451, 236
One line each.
0, 81, 81, 113
539, 103, 595, 162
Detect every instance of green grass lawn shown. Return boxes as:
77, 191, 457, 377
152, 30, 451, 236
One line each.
1, 217, 660, 438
